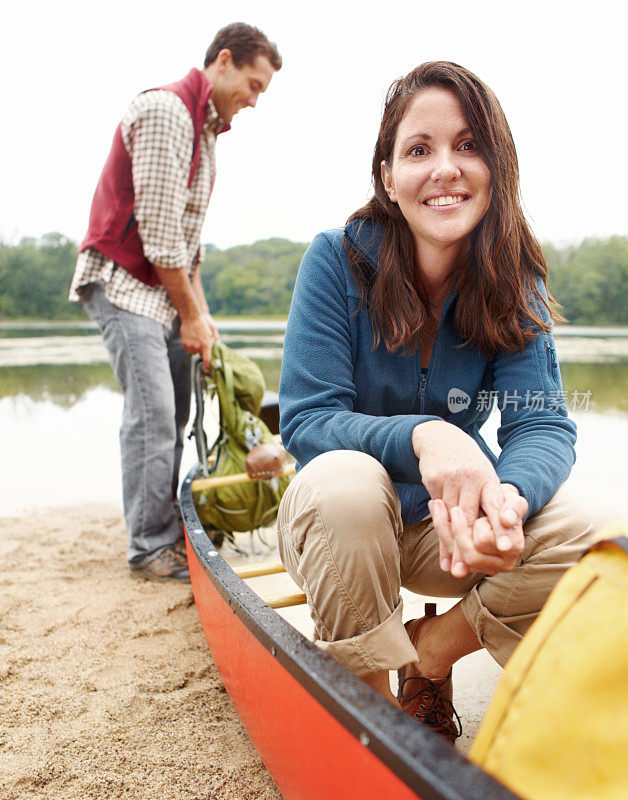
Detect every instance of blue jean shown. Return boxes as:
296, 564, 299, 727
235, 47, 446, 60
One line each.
80, 283, 192, 564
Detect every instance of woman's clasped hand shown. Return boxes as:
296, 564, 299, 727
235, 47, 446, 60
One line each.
412, 420, 528, 577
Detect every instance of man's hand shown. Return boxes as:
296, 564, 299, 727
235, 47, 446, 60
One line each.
191, 268, 220, 346
180, 314, 216, 369
203, 311, 220, 342
154, 265, 219, 369
412, 421, 526, 577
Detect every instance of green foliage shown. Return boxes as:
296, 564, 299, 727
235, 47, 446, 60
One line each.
0, 233, 84, 320
1, 232, 626, 325
199, 237, 307, 317
546, 236, 628, 325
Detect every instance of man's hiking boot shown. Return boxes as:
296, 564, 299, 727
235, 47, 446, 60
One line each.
130, 545, 190, 582
397, 604, 462, 743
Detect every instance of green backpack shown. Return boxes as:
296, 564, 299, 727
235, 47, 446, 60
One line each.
191, 342, 290, 535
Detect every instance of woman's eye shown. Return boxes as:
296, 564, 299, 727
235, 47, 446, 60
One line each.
409, 145, 427, 156
460, 140, 476, 151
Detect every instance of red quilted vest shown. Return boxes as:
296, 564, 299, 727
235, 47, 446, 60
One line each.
80, 68, 223, 286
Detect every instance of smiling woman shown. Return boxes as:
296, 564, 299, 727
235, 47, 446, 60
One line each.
276, 60, 625, 745
351, 62, 551, 360
380, 91, 492, 264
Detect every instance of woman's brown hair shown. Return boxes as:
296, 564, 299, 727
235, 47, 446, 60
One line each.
347, 61, 557, 356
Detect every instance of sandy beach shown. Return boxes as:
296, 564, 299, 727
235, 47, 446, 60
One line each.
1, 499, 506, 800
0, 505, 280, 800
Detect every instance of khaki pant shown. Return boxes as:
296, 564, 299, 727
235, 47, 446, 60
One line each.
277, 450, 619, 676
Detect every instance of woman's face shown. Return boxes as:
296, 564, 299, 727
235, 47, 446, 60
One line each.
382, 87, 492, 261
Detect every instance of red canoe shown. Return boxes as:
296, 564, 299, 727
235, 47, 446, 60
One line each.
180, 471, 520, 800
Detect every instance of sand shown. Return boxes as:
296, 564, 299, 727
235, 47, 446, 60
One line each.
0, 505, 280, 800
0, 504, 502, 800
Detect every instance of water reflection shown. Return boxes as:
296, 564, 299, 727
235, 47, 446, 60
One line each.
0, 326, 94, 339
1, 387, 124, 515
0, 356, 284, 517
1, 359, 625, 414
0, 364, 119, 405
0, 323, 626, 514
561, 362, 628, 413
0, 358, 283, 405
1, 371, 626, 518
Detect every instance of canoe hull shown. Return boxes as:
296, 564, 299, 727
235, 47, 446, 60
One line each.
180, 469, 519, 800
187, 541, 424, 800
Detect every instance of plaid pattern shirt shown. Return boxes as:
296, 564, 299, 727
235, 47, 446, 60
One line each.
70, 89, 224, 326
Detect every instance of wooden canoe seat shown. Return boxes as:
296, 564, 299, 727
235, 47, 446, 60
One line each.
233, 559, 307, 609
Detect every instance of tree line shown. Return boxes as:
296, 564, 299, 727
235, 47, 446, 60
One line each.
0, 232, 626, 325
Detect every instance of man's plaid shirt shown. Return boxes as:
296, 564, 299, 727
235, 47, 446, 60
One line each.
70, 89, 224, 326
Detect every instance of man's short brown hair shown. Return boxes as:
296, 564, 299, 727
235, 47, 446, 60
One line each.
204, 23, 282, 71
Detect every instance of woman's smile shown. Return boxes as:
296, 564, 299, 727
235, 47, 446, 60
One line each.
423, 193, 470, 208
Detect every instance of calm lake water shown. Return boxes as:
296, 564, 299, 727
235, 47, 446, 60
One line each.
1, 322, 626, 517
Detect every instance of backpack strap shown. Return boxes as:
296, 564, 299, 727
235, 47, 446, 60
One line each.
190, 356, 210, 476
215, 342, 237, 435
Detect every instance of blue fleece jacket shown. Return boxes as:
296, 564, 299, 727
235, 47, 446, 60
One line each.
279, 220, 576, 525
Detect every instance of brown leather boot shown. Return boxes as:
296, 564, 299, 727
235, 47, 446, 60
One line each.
130, 545, 190, 582
397, 603, 462, 743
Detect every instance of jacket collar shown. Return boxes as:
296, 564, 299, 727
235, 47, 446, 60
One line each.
187, 68, 230, 135
160, 68, 230, 135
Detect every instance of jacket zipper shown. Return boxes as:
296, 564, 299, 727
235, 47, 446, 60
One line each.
545, 333, 557, 372
417, 289, 455, 415
419, 371, 427, 414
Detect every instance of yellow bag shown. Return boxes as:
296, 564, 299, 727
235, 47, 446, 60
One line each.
470, 524, 628, 800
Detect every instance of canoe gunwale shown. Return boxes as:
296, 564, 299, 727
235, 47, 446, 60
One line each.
180, 468, 520, 800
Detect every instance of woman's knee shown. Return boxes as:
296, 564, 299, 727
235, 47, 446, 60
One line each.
277, 452, 405, 640
278, 450, 403, 569
524, 479, 627, 562
282, 451, 401, 533
538, 480, 625, 531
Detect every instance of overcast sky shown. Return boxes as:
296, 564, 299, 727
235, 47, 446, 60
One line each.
3, 0, 626, 250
